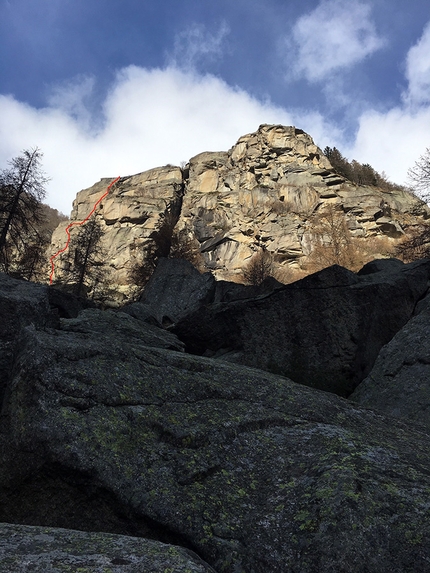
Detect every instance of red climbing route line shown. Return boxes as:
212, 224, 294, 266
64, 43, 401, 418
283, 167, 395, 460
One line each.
49, 176, 120, 284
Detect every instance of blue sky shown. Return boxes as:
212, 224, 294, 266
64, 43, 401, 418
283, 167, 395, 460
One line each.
1, 0, 430, 213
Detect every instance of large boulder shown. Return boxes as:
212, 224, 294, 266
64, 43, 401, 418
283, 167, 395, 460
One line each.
0, 523, 215, 573
1, 295, 430, 573
0, 273, 58, 407
60, 307, 185, 352
173, 259, 430, 396
138, 258, 216, 325
350, 291, 430, 428
134, 258, 284, 326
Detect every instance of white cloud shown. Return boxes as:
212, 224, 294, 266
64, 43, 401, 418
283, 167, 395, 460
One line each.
347, 106, 430, 187
46, 75, 97, 131
404, 22, 430, 107
289, 0, 385, 82
168, 22, 230, 71
345, 21, 430, 189
0, 66, 304, 214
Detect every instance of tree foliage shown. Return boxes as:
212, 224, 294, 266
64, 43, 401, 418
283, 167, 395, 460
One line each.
0, 148, 49, 273
395, 224, 430, 262
129, 193, 204, 291
169, 227, 204, 270
323, 146, 401, 190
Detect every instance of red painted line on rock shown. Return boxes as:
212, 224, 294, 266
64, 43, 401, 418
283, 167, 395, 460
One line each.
49, 176, 120, 285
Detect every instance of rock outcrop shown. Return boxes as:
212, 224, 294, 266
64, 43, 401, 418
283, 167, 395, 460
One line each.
172, 258, 430, 396
49, 124, 430, 302
0, 523, 215, 573
133, 257, 284, 325
350, 290, 430, 427
0, 274, 58, 406
138, 257, 216, 325
178, 125, 428, 279
50, 167, 184, 302
1, 270, 430, 572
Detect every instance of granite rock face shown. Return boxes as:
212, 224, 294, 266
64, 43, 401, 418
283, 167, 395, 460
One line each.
49, 124, 430, 302
178, 124, 428, 280
50, 167, 184, 303
1, 272, 430, 573
0, 523, 215, 573
173, 258, 430, 396
350, 289, 430, 428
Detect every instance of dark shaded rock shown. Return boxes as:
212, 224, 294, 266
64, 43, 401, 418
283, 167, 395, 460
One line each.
173, 260, 430, 396
357, 257, 406, 276
2, 316, 430, 573
136, 259, 285, 325
60, 308, 184, 352
213, 275, 283, 302
139, 258, 216, 324
0, 523, 215, 573
120, 301, 163, 327
47, 285, 95, 318
0, 273, 58, 408
350, 291, 430, 428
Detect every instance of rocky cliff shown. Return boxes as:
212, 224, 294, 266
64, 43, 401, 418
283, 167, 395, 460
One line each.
50, 124, 430, 301
1, 263, 430, 572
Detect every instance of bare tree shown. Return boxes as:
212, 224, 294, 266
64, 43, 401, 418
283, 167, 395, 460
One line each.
307, 205, 355, 270
129, 197, 192, 291
16, 231, 51, 281
0, 148, 49, 273
395, 224, 430, 262
408, 148, 430, 202
242, 248, 274, 285
170, 227, 205, 270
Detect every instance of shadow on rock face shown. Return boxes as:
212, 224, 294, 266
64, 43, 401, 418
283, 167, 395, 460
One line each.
2, 264, 430, 573
173, 259, 430, 397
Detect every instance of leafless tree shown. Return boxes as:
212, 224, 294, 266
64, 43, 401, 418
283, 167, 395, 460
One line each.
408, 148, 430, 202
242, 248, 274, 285
307, 205, 356, 270
0, 148, 49, 273
395, 224, 430, 262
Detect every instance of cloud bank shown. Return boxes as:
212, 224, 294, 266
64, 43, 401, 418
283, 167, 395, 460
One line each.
1, 14, 430, 215
290, 0, 385, 82
404, 21, 430, 107
349, 21, 430, 187
0, 67, 295, 213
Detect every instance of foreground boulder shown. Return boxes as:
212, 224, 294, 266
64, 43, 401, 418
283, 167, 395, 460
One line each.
138, 258, 216, 325
173, 259, 430, 396
1, 293, 430, 573
0, 523, 215, 573
350, 291, 430, 428
0, 274, 59, 407
135, 257, 284, 325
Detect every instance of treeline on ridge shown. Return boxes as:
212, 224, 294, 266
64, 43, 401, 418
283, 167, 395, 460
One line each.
323, 146, 404, 191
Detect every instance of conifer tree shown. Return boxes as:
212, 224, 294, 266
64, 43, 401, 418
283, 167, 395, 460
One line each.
65, 218, 107, 298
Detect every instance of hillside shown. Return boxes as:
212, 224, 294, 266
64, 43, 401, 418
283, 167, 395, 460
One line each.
49, 124, 430, 302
